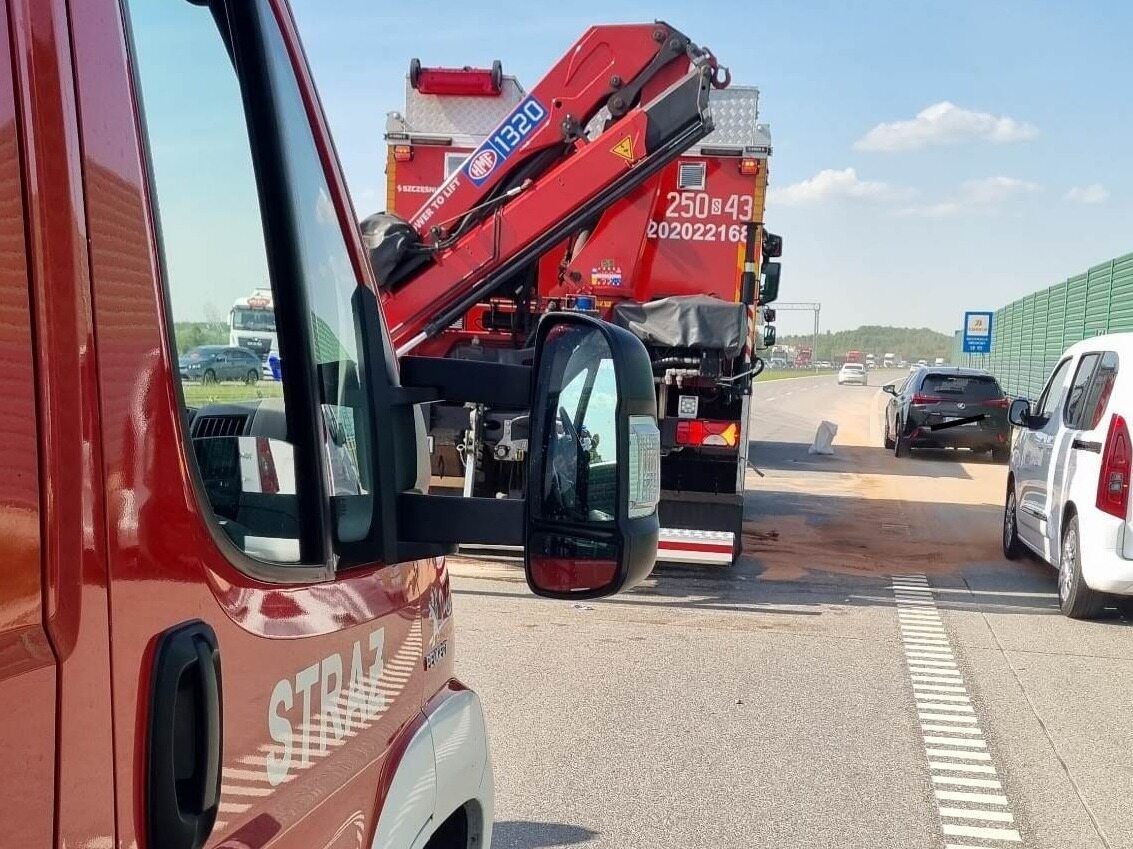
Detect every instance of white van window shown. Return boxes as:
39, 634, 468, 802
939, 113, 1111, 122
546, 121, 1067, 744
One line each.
1035, 358, 1073, 420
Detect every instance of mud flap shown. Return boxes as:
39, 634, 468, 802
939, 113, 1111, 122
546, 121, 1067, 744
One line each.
657, 492, 744, 565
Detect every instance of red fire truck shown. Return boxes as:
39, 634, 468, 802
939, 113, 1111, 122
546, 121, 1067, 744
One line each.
382, 57, 780, 564
1, 2, 660, 847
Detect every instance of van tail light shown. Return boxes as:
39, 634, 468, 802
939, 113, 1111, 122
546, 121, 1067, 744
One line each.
675, 419, 740, 448
982, 398, 1010, 409
911, 394, 944, 405
1097, 414, 1131, 519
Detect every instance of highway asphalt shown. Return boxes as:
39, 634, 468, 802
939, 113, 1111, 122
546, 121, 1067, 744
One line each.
450, 373, 1132, 849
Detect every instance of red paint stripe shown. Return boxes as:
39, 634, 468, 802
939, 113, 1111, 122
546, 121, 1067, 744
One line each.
658, 540, 733, 554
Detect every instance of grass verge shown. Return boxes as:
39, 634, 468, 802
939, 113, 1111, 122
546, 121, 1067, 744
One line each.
182, 380, 283, 407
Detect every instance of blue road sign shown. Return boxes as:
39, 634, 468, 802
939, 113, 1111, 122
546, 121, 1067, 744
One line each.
962, 311, 994, 354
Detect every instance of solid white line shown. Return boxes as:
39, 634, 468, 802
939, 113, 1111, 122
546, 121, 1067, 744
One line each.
902, 626, 946, 635
926, 749, 992, 760
916, 702, 974, 713
915, 693, 971, 703
929, 761, 998, 774
923, 736, 986, 748
903, 636, 950, 643
906, 647, 955, 655
933, 775, 1002, 789
912, 672, 963, 681
935, 789, 1008, 805
919, 713, 979, 724
941, 823, 1021, 841
923, 724, 984, 735
939, 807, 1014, 823
907, 657, 958, 666
914, 684, 968, 693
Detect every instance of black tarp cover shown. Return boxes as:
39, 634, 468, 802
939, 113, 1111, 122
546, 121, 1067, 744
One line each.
612, 295, 747, 357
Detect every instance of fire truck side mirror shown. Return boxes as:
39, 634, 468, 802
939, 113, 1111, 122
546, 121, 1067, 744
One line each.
524, 314, 660, 599
762, 230, 783, 259
759, 262, 781, 305
762, 326, 777, 348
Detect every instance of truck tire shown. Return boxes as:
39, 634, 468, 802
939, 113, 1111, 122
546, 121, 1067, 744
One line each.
491, 60, 503, 91
1058, 514, 1105, 619
409, 57, 422, 90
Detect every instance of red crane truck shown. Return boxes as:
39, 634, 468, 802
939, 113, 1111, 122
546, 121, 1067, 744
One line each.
1, 2, 661, 848
381, 56, 781, 565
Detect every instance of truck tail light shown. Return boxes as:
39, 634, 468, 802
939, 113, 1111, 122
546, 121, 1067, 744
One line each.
675, 419, 739, 447
393, 144, 413, 162
911, 394, 944, 405
739, 158, 759, 176
1097, 414, 1131, 519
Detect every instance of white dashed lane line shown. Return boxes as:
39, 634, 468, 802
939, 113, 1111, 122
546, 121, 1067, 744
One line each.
893, 574, 1025, 847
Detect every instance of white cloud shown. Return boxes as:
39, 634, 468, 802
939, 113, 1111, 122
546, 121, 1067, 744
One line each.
1065, 183, 1109, 204
768, 167, 905, 207
855, 102, 1039, 152
897, 176, 1040, 217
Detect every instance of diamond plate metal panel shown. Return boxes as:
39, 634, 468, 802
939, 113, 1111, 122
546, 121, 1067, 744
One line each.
385, 76, 526, 147
690, 86, 768, 153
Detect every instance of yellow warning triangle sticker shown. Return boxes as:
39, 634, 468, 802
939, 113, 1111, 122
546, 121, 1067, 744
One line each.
611, 136, 634, 162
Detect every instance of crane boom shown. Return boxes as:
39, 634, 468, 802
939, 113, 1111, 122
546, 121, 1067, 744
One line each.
369, 21, 727, 354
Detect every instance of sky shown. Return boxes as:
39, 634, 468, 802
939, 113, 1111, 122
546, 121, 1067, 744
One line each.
291, 0, 1132, 337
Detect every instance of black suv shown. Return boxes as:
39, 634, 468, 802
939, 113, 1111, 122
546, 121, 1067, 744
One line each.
883, 367, 1011, 461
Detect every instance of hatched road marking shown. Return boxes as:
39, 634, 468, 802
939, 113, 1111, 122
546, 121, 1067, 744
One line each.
892, 575, 1026, 846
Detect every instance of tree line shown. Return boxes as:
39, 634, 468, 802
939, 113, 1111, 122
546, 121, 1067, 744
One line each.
778, 325, 953, 363
173, 321, 227, 354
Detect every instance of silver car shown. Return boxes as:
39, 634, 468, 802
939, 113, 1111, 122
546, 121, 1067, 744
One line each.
838, 363, 868, 386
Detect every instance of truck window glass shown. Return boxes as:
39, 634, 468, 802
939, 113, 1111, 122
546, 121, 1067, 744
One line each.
126, 0, 372, 565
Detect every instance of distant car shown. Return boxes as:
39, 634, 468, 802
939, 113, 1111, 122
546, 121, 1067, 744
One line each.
838, 363, 868, 386
815, 360, 833, 369
883, 366, 1010, 460
179, 345, 263, 384
1003, 334, 1132, 618
769, 357, 788, 369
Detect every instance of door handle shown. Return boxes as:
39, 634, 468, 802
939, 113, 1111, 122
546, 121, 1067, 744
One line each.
148, 621, 223, 849
1072, 438, 1102, 453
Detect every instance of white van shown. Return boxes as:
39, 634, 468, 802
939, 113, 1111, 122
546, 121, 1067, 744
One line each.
1003, 333, 1132, 618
